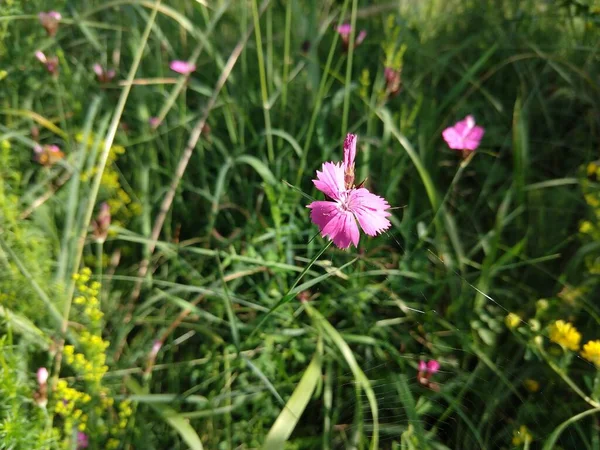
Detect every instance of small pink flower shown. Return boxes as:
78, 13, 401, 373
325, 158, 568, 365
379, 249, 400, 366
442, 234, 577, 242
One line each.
307, 134, 391, 249
39, 11, 62, 37
169, 60, 196, 75
426, 359, 440, 374
384, 67, 402, 98
37, 367, 49, 385
93, 63, 116, 83
150, 340, 162, 358
77, 432, 89, 449
35, 51, 59, 76
418, 360, 427, 372
149, 117, 161, 129
336, 24, 367, 50
92, 202, 111, 242
442, 115, 485, 151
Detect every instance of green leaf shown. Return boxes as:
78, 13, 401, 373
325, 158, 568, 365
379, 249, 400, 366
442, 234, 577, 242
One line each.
126, 378, 204, 450
262, 339, 323, 450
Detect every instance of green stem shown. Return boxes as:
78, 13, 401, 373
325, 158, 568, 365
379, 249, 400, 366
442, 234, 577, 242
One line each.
54, 0, 162, 381
341, 0, 358, 138
251, 0, 274, 163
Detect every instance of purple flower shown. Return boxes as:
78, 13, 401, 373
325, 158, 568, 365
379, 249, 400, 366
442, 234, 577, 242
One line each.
77, 432, 89, 449
442, 115, 485, 151
169, 60, 196, 75
307, 134, 391, 249
39, 11, 62, 37
93, 63, 116, 83
336, 24, 367, 50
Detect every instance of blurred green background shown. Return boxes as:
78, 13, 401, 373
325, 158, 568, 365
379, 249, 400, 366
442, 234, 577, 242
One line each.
1, 0, 600, 449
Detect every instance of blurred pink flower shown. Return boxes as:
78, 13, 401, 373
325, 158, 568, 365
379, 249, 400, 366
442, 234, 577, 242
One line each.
37, 367, 49, 385
77, 432, 89, 449
33, 144, 64, 166
418, 359, 441, 391
442, 115, 484, 151
39, 11, 62, 37
336, 24, 367, 50
307, 134, 391, 249
35, 51, 59, 76
169, 60, 196, 75
150, 340, 162, 358
92, 202, 111, 242
149, 117, 161, 129
93, 63, 116, 83
384, 67, 402, 98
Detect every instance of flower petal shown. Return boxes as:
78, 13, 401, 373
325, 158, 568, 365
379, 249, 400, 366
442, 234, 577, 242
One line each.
343, 133, 357, 171
442, 126, 464, 150
313, 161, 345, 200
348, 188, 391, 236
307, 201, 359, 249
170, 60, 196, 75
463, 125, 484, 151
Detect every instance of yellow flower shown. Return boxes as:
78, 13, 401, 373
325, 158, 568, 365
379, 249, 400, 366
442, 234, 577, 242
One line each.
581, 340, 600, 367
505, 313, 521, 329
549, 320, 581, 351
523, 379, 540, 393
579, 221, 594, 234
587, 162, 598, 177
512, 425, 532, 446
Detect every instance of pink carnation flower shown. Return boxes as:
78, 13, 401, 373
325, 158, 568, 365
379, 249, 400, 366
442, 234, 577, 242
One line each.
169, 60, 196, 75
442, 115, 485, 151
39, 11, 62, 37
336, 24, 367, 50
93, 63, 116, 83
307, 134, 391, 249
77, 432, 89, 449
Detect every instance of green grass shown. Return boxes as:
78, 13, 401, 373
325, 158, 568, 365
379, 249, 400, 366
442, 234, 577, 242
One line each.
1, 0, 600, 449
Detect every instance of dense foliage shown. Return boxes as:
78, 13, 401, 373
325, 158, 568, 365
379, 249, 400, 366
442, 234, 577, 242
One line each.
1, 0, 600, 449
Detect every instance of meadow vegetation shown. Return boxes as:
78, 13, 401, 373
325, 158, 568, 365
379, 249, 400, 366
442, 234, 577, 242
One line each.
1, 0, 600, 449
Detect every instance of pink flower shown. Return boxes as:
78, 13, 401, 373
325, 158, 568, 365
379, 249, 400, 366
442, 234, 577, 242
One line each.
384, 67, 402, 98
77, 432, 89, 449
39, 11, 62, 37
35, 51, 59, 76
426, 359, 440, 374
92, 202, 111, 242
150, 340, 162, 358
307, 134, 391, 249
442, 115, 484, 151
37, 367, 49, 385
336, 24, 367, 50
93, 63, 116, 83
169, 60, 196, 75
149, 117, 161, 129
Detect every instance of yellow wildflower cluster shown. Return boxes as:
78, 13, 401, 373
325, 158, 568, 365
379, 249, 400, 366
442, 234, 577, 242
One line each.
54, 379, 91, 434
72, 268, 104, 326
505, 312, 521, 329
66, 268, 110, 384
512, 425, 532, 446
74, 132, 140, 227
581, 340, 600, 367
549, 320, 581, 351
